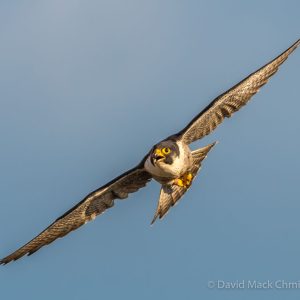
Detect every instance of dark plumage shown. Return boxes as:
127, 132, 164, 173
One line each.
152, 140, 180, 165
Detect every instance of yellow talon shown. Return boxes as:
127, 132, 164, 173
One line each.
186, 173, 193, 181
174, 173, 193, 188
176, 179, 184, 187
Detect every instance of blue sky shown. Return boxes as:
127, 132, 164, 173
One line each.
0, 1, 299, 299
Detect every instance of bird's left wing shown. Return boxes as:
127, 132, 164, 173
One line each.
0, 164, 151, 264
177, 39, 300, 145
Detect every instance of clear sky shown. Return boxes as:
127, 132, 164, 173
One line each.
0, 1, 299, 299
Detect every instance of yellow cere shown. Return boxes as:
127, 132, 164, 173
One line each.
154, 148, 164, 156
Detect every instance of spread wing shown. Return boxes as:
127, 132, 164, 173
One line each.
178, 39, 300, 145
0, 164, 151, 264
151, 143, 216, 224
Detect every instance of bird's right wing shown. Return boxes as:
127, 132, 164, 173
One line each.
177, 39, 300, 145
0, 164, 152, 264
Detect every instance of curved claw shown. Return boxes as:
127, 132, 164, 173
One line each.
173, 172, 193, 188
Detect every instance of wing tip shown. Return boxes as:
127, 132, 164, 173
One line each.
293, 38, 300, 48
0, 252, 28, 265
286, 38, 300, 55
0, 257, 15, 265
0, 255, 13, 265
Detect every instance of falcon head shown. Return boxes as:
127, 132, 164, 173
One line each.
150, 140, 180, 165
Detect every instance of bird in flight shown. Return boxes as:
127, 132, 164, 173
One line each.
1, 39, 299, 264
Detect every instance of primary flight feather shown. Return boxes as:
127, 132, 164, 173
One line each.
1, 39, 299, 264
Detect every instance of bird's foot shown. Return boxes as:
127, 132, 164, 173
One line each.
173, 172, 193, 188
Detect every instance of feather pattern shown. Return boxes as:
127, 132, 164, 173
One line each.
0, 166, 151, 264
178, 39, 300, 144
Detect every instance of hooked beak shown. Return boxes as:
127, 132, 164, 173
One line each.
151, 148, 165, 164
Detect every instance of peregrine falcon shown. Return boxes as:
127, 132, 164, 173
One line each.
1, 39, 299, 264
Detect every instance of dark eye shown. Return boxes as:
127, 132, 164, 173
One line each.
162, 147, 171, 155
